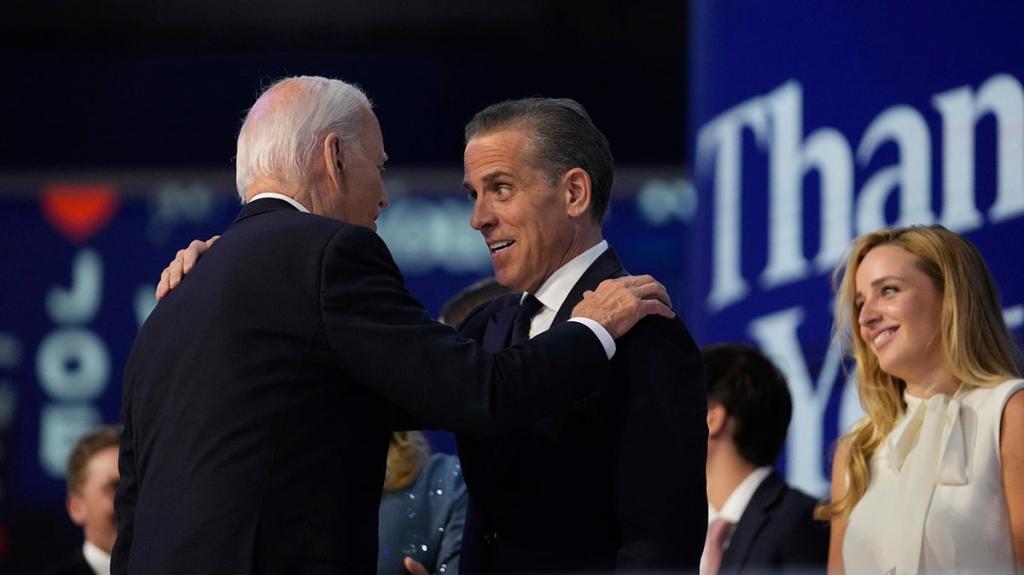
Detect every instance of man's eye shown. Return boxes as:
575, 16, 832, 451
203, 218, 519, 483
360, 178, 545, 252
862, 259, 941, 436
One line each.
882, 285, 898, 295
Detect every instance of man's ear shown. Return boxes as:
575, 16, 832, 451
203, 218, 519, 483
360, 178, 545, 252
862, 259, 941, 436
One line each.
707, 403, 729, 438
322, 132, 346, 193
563, 168, 592, 219
67, 493, 86, 526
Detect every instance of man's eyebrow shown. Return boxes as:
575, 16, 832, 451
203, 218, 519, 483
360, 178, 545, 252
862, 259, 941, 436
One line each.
463, 170, 516, 190
480, 170, 515, 183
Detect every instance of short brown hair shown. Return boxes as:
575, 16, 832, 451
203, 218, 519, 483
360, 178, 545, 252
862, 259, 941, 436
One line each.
66, 425, 120, 494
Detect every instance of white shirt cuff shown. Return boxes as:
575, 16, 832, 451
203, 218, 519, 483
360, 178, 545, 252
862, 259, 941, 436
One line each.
567, 317, 616, 359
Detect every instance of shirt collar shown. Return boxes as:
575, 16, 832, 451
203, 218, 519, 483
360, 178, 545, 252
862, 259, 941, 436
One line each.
83, 540, 111, 575
248, 192, 310, 214
708, 466, 773, 524
527, 240, 608, 312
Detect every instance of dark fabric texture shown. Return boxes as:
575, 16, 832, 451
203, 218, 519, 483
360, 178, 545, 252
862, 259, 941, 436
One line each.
48, 547, 96, 575
719, 472, 829, 574
112, 199, 609, 575
456, 247, 709, 574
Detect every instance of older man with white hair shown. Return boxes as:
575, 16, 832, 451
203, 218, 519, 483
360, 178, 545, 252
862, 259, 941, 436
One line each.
113, 75, 674, 574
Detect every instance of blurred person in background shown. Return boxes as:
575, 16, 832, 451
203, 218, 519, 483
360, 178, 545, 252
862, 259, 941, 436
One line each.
437, 277, 510, 326
701, 343, 827, 575
378, 431, 465, 575
821, 225, 1024, 574
51, 425, 120, 575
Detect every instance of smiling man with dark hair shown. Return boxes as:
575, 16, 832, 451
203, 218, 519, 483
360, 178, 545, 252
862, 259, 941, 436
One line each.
453, 97, 708, 574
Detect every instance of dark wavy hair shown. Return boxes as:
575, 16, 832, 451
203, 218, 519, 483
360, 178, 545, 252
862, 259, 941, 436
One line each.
703, 343, 792, 467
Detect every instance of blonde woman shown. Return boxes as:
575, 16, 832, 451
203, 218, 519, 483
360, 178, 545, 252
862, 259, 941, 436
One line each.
821, 225, 1023, 574
378, 431, 466, 575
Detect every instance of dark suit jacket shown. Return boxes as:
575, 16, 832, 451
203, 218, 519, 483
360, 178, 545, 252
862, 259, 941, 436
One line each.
112, 199, 609, 575
49, 547, 95, 575
456, 247, 708, 574
719, 472, 829, 574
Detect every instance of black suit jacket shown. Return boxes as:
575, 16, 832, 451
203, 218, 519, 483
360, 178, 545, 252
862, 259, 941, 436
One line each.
719, 472, 829, 574
456, 247, 708, 574
49, 547, 96, 575
112, 199, 609, 575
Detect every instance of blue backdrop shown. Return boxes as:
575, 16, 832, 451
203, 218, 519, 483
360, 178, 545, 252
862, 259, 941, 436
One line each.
690, 1, 1024, 497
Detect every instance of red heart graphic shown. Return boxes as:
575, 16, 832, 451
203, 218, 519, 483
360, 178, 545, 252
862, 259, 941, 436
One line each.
41, 183, 120, 244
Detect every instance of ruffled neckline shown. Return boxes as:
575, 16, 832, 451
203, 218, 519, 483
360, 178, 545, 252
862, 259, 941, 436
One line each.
902, 382, 965, 411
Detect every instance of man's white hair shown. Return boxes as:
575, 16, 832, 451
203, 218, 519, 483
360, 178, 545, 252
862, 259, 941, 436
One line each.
235, 76, 372, 201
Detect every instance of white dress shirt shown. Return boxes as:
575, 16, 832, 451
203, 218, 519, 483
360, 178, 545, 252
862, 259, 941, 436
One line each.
524, 240, 615, 359
82, 540, 111, 575
699, 465, 773, 573
249, 192, 310, 213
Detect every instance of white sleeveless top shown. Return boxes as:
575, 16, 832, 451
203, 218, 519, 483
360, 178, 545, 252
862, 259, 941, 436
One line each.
844, 378, 1024, 575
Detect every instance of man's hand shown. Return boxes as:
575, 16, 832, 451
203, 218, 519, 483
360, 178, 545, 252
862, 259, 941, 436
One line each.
571, 275, 675, 339
155, 236, 219, 301
403, 556, 429, 575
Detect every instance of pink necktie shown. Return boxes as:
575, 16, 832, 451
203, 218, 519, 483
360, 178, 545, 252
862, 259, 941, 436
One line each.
701, 517, 734, 575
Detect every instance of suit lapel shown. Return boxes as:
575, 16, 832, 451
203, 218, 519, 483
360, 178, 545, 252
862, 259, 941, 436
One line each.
469, 297, 527, 486
721, 472, 787, 569
483, 303, 519, 352
551, 247, 625, 326
476, 248, 622, 482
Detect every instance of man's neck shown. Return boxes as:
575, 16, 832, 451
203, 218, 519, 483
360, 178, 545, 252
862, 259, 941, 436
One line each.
568, 227, 604, 266
706, 448, 758, 511
245, 178, 309, 210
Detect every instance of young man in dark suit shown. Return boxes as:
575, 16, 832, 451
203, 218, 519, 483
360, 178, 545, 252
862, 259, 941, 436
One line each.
454, 99, 709, 574
116, 76, 673, 575
53, 425, 121, 575
701, 343, 829, 575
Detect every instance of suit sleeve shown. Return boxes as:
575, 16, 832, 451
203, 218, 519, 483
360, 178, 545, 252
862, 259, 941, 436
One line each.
319, 224, 609, 434
611, 317, 708, 572
111, 370, 137, 575
779, 498, 830, 567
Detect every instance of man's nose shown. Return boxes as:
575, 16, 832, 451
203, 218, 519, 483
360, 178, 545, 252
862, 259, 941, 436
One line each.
469, 199, 493, 231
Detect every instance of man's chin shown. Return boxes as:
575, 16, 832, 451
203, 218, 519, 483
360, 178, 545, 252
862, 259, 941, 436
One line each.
495, 274, 529, 293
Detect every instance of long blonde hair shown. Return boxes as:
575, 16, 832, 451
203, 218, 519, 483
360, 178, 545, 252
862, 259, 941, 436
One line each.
383, 431, 431, 493
817, 225, 1020, 519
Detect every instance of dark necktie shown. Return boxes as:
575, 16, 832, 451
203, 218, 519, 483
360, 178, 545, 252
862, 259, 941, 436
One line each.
509, 294, 544, 345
